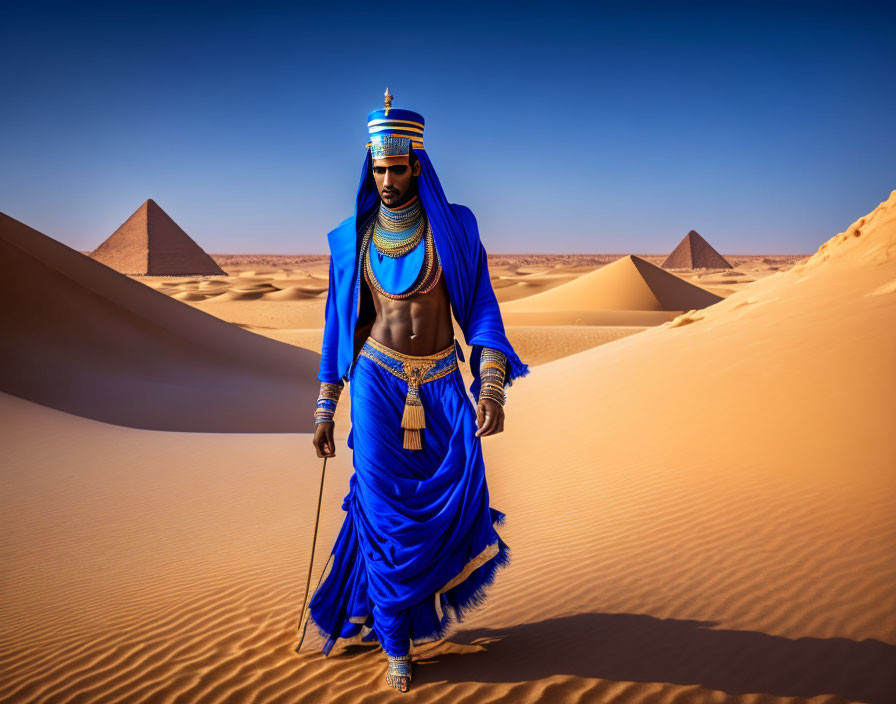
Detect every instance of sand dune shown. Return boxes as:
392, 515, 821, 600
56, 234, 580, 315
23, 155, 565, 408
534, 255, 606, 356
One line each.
262, 286, 324, 301
502, 325, 647, 366
191, 298, 331, 332
1, 194, 893, 703
500, 308, 681, 327
204, 283, 282, 301
502, 254, 723, 317
477, 192, 896, 701
492, 273, 580, 303
0, 211, 319, 432
171, 290, 210, 302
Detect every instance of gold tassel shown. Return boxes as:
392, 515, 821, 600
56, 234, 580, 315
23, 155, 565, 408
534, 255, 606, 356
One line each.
399, 361, 433, 451
401, 390, 426, 451
401, 400, 426, 429
403, 428, 422, 450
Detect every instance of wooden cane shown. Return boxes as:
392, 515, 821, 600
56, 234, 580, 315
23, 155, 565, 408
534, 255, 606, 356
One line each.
295, 453, 328, 652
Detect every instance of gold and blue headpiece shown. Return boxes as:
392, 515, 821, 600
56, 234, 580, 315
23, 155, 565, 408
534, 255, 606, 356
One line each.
366, 87, 425, 157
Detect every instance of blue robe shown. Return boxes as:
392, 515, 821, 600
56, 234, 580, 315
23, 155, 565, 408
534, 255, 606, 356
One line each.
316, 148, 529, 399
307, 148, 530, 657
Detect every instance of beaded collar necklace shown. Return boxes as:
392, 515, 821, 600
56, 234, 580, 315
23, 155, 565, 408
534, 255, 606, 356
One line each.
359, 207, 441, 300
374, 196, 425, 258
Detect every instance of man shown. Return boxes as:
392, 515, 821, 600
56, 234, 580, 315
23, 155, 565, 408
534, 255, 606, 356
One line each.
302, 89, 529, 693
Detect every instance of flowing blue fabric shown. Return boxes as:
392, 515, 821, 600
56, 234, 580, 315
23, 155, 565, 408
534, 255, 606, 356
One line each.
317, 148, 530, 400
308, 147, 529, 657
307, 337, 510, 656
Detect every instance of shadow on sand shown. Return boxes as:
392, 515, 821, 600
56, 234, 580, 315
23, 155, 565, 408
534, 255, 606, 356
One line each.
405, 612, 895, 703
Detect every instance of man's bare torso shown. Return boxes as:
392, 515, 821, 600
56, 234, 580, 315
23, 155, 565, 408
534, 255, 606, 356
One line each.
356, 264, 455, 357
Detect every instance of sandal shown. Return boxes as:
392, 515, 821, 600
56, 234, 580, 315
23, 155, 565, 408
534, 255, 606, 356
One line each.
385, 653, 412, 692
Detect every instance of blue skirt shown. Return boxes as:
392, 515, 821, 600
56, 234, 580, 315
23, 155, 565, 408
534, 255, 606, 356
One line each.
306, 335, 510, 657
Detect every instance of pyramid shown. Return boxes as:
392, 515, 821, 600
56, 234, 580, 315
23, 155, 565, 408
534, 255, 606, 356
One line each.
661, 230, 732, 269
89, 199, 226, 276
503, 254, 723, 313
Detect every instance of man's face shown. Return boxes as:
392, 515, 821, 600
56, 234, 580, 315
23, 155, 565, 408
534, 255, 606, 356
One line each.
372, 154, 421, 208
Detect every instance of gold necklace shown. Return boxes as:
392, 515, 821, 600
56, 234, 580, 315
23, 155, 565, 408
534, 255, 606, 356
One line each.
360, 216, 441, 300
373, 198, 426, 258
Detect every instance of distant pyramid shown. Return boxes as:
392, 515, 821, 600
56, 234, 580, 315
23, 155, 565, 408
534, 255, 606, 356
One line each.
661, 230, 732, 270
90, 199, 225, 276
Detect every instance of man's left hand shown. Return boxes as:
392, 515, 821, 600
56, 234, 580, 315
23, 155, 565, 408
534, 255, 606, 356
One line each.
475, 398, 505, 437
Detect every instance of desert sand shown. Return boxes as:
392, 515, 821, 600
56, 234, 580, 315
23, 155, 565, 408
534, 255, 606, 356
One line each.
1, 193, 894, 703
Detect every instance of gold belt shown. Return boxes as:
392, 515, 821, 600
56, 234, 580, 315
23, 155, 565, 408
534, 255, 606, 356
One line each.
358, 337, 458, 450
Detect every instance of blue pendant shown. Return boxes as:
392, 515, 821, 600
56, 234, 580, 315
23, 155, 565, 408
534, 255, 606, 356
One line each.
368, 235, 425, 295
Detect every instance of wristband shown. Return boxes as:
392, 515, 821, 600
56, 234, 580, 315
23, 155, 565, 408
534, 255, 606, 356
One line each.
314, 381, 344, 424
478, 348, 507, 406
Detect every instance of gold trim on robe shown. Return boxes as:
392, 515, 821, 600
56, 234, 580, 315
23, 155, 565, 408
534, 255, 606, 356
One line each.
433, 541, 500, 622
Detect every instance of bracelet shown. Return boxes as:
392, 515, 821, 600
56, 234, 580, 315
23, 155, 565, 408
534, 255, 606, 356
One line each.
478, 348, 507, 406
314, 381, 344, 424
479, 384, 506, 406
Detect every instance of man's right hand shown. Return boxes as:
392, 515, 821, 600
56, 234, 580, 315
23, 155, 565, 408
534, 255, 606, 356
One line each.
313, 421, 336, 458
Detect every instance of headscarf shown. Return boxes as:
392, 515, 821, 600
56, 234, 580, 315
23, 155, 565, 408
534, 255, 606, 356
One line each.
318, 148, 530, 400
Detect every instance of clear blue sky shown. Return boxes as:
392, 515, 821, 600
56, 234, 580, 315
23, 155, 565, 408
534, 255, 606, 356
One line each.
1, 1, 894, 255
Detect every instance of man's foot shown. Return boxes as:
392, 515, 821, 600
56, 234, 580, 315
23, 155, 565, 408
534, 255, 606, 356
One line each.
385, 653, 412, 692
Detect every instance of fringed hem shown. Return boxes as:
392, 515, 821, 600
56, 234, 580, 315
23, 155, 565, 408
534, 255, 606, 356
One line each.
410, 509, 510, 646
411, 535, 511, 647
504, 347, 531, 389
301, 511, 510, 657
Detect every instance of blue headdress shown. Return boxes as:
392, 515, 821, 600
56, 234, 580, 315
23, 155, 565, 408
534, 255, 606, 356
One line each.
366, 87, 425, 158
318, 89, 530, 400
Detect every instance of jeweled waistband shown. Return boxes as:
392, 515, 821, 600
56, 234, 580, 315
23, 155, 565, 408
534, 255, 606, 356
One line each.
359, 337, 458, 383
358, 337, 458, 451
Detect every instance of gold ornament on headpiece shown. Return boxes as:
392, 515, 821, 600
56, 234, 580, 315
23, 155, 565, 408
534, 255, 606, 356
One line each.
366, 87, 424, 155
